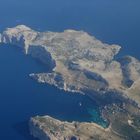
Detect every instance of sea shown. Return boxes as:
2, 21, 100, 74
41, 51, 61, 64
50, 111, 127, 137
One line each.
0, 0, 140, 139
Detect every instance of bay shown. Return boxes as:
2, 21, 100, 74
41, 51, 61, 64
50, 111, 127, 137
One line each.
0, 0, 139, 139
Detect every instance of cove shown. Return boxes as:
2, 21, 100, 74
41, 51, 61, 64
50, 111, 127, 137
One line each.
0, 44, 106, 140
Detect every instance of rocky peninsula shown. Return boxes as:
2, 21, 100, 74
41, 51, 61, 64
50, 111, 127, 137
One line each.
0, 25, 140, 140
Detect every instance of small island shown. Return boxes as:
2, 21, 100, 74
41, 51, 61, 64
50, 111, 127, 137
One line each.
0, 25, 140, 140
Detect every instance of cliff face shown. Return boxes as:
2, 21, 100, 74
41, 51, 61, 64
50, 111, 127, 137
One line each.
0, 25, 140, 105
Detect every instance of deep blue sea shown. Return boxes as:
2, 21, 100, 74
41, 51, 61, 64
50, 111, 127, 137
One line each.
0, 0, 140, 139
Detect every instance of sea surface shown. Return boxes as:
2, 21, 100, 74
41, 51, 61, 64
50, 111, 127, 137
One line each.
0, 0, 140, 139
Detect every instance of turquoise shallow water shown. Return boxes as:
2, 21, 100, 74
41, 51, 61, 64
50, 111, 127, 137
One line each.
87, 108, 109, 128
0, 0, 140, 139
